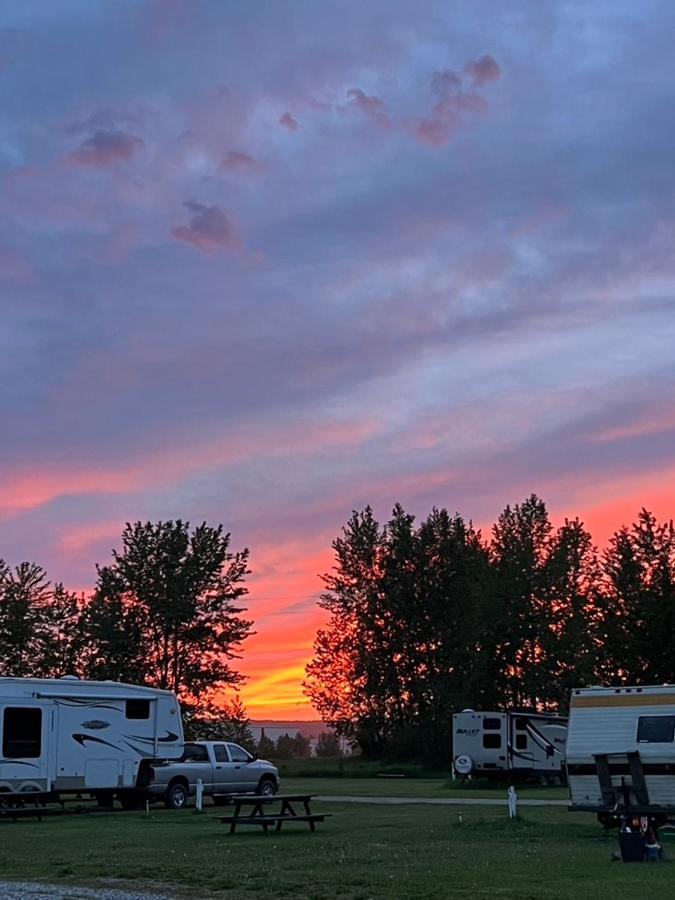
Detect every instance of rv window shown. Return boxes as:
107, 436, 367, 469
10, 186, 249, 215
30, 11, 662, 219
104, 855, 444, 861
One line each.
483, 718, 501, 730
126, 700, 150, 720
637, 716, 675, 743
483, 733, 501, 749
515, 718, 527, 731
515, 733, 528, 750
3, 707, 42, 759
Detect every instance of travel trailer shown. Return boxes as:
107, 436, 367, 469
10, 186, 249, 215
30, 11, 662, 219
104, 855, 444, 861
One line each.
567, 684, 675, 824
452, 709, 567, 781
0, 677, 184, 804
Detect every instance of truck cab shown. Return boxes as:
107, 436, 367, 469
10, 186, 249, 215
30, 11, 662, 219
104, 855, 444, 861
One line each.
149, 740, 280, 809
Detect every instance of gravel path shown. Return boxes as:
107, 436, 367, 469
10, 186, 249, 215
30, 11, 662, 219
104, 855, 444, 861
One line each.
0, 884, 178, 900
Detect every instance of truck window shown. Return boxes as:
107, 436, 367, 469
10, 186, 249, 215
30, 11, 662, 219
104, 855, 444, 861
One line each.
213, 744, 229, 762
637, 716, 675, 743
126, 700, 150, 720
483, 733, 501, 749
181, 743, 208, 762
483, 718, 501, 730
227, 743, 250, 763
3, 707, 42, 758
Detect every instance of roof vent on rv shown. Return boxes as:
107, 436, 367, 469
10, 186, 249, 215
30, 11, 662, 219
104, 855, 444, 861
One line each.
461, 709, 474, 713
61, 675, 80, 680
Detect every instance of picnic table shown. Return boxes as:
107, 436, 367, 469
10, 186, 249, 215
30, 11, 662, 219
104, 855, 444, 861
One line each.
215, 793, 330, 834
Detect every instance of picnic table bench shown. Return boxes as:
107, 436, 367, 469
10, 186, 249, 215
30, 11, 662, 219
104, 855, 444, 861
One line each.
215, 793, 331, 834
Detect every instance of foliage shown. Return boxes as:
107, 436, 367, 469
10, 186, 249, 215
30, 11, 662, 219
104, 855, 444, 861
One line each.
78, 520, 253, 702
316, 730, 340, 757
0, 561, 81, 678
305, 495, 617, 758
182, 695, 255, 752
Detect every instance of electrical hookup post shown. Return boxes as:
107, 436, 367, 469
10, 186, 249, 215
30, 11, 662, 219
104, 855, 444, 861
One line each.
195, 779, 204, 814
507, 786, 518, 819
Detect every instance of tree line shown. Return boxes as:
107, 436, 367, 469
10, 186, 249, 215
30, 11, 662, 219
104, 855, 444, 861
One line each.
0, 520, 253, 737
304, 495, 675, 760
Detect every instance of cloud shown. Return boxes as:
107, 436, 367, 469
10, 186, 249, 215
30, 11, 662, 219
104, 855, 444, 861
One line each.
220, 150, 259, 173
171, 199, 241, 252
279, 111, 300, 131
346, 88, 388, 125
412, 53, 501, 147
70, 129, 144, 166
464, 54, 502, 86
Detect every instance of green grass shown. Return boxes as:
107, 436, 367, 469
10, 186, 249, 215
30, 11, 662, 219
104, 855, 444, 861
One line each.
0, 788, 671, 899
282, 775, 568, 800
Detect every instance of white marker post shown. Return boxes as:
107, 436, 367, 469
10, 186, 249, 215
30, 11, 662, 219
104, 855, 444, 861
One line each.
507, 785, 518, 819
196, 778, 204, 813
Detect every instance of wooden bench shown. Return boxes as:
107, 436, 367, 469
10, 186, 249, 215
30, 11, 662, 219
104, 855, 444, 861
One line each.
216, 813, 329, 833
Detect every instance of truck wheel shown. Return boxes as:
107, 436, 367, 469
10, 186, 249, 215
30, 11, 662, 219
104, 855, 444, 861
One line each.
165, 781, 189, 810
257, 777, 277, 797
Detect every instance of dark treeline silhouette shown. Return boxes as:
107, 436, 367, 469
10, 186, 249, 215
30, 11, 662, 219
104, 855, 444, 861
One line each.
304, 495, 675, 761
0, 520, 253, 734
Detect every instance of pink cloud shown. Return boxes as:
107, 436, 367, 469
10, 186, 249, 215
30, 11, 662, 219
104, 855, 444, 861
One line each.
412, 54, 501, 147
279, 112, 300, 131
171, 199, 241, 253
464, 54, 502, 86
220, 150, 259, 173
69, 129, 144, 166
346, 88, 388, 126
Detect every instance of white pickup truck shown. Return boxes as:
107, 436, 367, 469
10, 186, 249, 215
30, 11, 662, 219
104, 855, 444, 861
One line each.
148, 740, 280, 809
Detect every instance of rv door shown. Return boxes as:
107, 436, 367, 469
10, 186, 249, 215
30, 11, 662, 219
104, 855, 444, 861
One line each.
509, 717, 536, 771
0, 701, 52, 793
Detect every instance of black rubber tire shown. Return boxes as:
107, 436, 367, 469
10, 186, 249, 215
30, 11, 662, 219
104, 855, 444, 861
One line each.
212, 795, 228, 806
165, 781, 189, 810
257, 777, 277, 797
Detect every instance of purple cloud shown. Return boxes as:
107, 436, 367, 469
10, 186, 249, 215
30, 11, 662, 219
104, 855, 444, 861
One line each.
464, 54, 501, 87
279, 111, 300, 131
171, 200, 241, 253
70, 129, 144, 166
220, 150, 259, 173
346, 88, 388, 125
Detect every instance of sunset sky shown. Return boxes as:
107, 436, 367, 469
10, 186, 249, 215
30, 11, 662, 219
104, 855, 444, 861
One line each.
2, 1, 675, 719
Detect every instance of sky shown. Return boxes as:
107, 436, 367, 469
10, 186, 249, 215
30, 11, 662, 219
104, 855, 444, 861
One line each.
1, 0, 675, 719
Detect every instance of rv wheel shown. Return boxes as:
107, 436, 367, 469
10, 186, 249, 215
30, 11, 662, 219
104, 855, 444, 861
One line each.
166, 781, 189, 810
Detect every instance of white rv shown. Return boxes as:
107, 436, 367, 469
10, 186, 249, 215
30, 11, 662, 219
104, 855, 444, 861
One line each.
452, 709, 567, 781
568, 684, 675, 823
0, 677, 184, 804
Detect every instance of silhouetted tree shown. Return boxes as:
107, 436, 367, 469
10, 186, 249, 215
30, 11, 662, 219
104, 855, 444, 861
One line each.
599, 509, 675, 684
316, 731, 340, 757
80, 520, 253, 702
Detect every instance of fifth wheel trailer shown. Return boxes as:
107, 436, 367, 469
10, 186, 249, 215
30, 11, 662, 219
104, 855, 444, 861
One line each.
0, 677, 184, 804
567, 684, 675, 824
452, 710, 567, 781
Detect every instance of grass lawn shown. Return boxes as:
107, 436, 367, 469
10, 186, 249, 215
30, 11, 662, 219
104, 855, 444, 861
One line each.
282, 775, 568, 800
0, 793, 672, 899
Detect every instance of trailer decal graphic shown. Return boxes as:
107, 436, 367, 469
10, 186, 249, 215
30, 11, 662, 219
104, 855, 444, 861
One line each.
0, 759, 40, 768
71, 733, 121, 750
128, 731, 179, 744
80, 720, 110, 730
